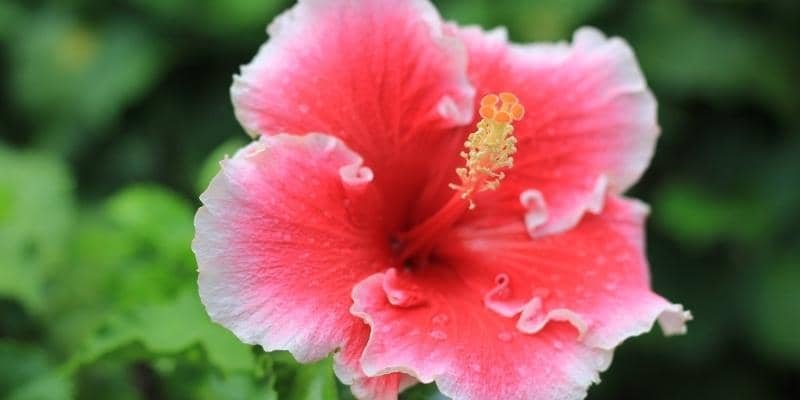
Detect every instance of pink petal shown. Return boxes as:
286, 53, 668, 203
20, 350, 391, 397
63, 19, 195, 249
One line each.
351, 196, 688, 400
457, 26, 659, 237
352, 273, 612, 400
334, 322, 418, 400
447, 195, 690, 349
232, 0, 474, 229
193, 133, 407, 399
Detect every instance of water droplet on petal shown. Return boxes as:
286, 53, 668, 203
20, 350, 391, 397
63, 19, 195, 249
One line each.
385, 289, 425, 308
429, 330, 447, 341
431, 313, 449, 325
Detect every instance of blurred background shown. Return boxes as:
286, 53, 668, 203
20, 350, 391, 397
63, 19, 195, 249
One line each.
1, 0, 798, 399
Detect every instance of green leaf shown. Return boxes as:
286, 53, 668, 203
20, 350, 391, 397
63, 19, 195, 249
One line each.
7, 373, 73, 400
69, 290, 253, 374
46, 184, 196, 349
288, 357, 339, 400
0, 341, 54, 397
0, 145, 74, 312
0, 1, 24, 40
751, 253, 800, 364
130, 0, 283, 37
9, 9, 165, 155
653, 182, 770, 248
197, 372, 278, 400
400, 383, 447, 400
436, 0, 607, 41
104, 184, 195, 263
627, 0, 799, 117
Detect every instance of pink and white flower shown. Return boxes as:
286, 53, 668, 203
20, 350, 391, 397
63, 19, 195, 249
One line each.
193, 0, 691, 399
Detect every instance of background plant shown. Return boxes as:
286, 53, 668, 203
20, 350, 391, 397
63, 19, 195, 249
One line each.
1, 0, 798, 398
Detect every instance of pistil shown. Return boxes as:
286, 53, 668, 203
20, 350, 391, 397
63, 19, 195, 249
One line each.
398, 93, 525, 262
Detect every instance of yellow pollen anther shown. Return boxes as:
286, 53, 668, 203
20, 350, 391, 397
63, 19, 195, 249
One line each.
499, 92, 518, 104
449, 92, 525, 209
478, 105, 495, 120
480, 94, 499, 107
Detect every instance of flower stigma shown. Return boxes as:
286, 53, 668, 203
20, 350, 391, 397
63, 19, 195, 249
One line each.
450, 92, 525, 209
396, 93, 524, 262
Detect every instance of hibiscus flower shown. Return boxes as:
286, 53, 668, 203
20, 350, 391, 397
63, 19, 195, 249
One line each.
193, 0, 691, 399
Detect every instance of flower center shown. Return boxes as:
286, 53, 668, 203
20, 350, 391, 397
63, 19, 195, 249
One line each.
396, 93, 524, 262
450, 92, 525, 209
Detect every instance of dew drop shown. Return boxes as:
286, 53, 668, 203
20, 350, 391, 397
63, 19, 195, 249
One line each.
431, 313, 449, 325
497, 331, 513, 342
386, 290, 425, 308
429, 330, 448, 341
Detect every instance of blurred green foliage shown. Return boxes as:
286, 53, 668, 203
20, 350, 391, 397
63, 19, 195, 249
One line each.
1, 0, 798, 399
